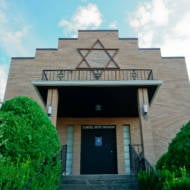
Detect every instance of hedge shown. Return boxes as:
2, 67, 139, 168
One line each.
0, 96, 61, 190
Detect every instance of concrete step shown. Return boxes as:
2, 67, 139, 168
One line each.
58, 174, 139, 190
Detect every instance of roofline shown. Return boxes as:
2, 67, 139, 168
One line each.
162, 56, 185, 59
139, 48, 160, 50
12, 57, 35, 60
58, 37, 138, 41
78, 30, 119, 32
36, 48, 57, 51
119, 38, 138, 40
59, 38, 78, 40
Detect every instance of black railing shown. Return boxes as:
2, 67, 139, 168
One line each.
129, 144, 158, 177
131, 144, 143, 154
129, 144, 144, 174
60, 144, 67, 175
41, 69, 153, 81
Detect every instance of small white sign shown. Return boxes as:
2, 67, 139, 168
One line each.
95, 136, 102, 147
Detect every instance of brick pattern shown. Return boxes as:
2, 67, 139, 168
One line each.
138, 88, 155, 163
47, 88, 58, 126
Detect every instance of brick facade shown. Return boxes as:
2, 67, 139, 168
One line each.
4, 30, 190, 175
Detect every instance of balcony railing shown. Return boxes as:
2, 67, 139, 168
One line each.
41, 69, 153, 81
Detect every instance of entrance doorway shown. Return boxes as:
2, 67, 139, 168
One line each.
81, 125, 117, 174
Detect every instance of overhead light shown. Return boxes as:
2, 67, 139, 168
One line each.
143, 104, 148, 115
95, 104, 102, 111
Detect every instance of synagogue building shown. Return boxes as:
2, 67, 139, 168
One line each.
4, 30, 190, 175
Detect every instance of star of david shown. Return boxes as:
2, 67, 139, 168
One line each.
77, 39, 119, 70
57, 70, 65, 80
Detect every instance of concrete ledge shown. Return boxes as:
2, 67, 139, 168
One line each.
32, 80, 163, 87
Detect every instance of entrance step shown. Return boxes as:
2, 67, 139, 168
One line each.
58, 174, 139, 190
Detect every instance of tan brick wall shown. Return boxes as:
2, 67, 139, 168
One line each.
116, 124, 125, 174
138, 88, 155, 163
46, 88, 58, 126
4, 30, 190, 165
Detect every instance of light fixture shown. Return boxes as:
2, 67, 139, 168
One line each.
47, 105, 52, 117
95, 104, 102, 111
143, 104, 148, 115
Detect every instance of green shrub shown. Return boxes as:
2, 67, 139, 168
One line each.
163, 177, 190, 190
163, 169, 190, 190
156, 121, 190, 172
158, 169, 174, 183
0, 157, 61, 190
138, 171, 162, 190
30, 159, 61, 190
138, 168, 190, 190
0, 96, 61, 190
0, 157, 34, 189
142, 122, 190, 190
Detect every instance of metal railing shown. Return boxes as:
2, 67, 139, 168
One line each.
60, 144, 67, 175
129, 144, 159, 177
41, 69, 153, 81
131, 144, 143, 154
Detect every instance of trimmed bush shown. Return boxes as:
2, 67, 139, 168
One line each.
138, 122, 190, 190
163, 168, 190, 190
137, 168, 190, 190
0, 96, 61, 189
138, 170, 162, 190
163, 177, 190, 190
156, 121, 190, 171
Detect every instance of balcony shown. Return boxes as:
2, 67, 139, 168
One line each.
33, 68, 162, 117
41, 69, 153, 81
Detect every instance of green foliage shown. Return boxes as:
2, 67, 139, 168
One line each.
138, 168, 190, 190
0, 157, 61, 190
156, 121, 190, 171
138, 171, 162, 190
138, 122, 190, 190
158, 169, 174, 184
163, 168, 190, 190
163, 177, 190, 190
0, 157, 33, 189
0, 96, 61, 190
28, 158, 61, 190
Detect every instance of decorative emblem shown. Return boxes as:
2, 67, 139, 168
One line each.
57, 70, 65, 80
131, 70, 138, 80
93, 69, 103, 80
77, 39, 119, 71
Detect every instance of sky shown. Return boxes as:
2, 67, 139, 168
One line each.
0, 0, 190, 100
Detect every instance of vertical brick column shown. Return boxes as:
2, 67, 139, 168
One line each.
138, 88, 155, 163
46, 88, 58, 127
116, 125, 125, 174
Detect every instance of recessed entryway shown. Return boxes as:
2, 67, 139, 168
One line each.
81, 125, 117, 174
